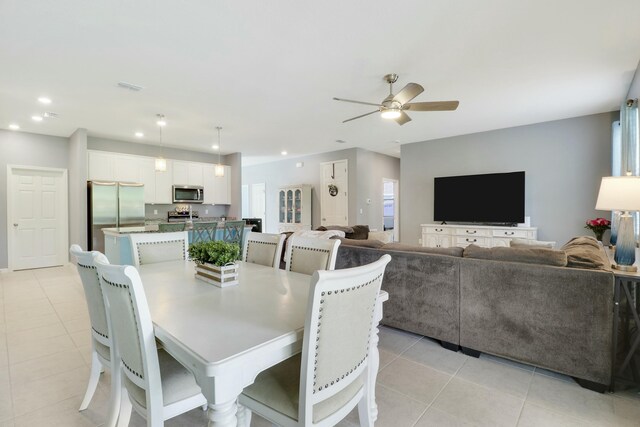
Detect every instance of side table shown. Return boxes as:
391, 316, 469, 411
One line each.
606, 248, 640, 391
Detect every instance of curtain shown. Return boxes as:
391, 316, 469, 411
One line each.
619, 99, 640, 242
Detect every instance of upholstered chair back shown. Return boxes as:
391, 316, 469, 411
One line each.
192, 221, 218, 243
70, 245, 110, 348
242, 232, 286, 268
130, 231, 189, 267
93, 253, 163, 413
299, 254, 391, 424
223, 220, 245, 245
285, 236, 341, 275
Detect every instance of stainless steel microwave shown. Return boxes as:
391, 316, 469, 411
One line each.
173, 185, 204, 203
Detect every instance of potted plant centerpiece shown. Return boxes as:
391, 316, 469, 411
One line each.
189, 241, 241, 287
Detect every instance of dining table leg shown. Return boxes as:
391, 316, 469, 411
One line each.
206, 399, 238, 426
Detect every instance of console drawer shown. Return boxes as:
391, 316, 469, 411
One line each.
491, 229, 529, 238
455, 236, 490, 247
454, 228, 491, 237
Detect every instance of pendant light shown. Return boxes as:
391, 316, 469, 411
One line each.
155, 114, 167, 172
214, 126, 225, 177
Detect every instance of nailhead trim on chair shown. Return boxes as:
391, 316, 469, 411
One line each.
288, 246, 330, 272
245, 240, 277, 261
92, 326, 108, 339
135, 239, 186, 265
312, 272, 383, 393
102, 276, 145, 380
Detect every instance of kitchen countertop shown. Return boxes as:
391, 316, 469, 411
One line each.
103, 223, 253, 236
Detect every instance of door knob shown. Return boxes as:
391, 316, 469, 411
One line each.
13, 223, 18, 227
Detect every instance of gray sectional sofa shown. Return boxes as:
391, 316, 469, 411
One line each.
334, 238, 615, 391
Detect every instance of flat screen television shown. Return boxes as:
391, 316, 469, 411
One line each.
434, 171, 525, 224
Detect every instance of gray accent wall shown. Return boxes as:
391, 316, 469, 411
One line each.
68, 129, 88, 252
0, 130, 69, 269
400, 112, 618, 246
242, 148, 400, 233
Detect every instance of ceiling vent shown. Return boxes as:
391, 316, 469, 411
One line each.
117, 81, 144, 92
43, 112, 59, 119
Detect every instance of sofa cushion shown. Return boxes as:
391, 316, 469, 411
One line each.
346, 225, 370, 240
510, 238, 557, 249
382, 243, 463, 257
463, 244, 567, 267
561, 237, 610, 270
335, 237, 384, 249
368, 230, 394, 244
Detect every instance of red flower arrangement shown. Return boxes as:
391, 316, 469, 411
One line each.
584, 217, 611, 241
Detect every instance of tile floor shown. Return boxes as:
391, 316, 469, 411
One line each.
1, 265, 639, 426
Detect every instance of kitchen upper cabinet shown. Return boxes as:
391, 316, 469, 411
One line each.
114, 154, 141, 183
172, 161, 189, 186
88, 151, 115, 181
187, 163, 204, 187
155, 160, 173, 204
203, 165, 231, 205
140, 158, 156, 204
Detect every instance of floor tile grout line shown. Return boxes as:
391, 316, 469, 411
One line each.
513, 368, 535, 426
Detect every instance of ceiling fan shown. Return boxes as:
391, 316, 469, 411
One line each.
333, 74, 459, 126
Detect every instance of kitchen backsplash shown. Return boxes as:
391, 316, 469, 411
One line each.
144, 203, 229, 221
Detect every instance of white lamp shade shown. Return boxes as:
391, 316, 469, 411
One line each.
214, 164, 225, 177
595, 176, 640, 211
155, 157, 167, 172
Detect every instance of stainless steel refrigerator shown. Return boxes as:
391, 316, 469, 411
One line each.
88, 181, 145, 252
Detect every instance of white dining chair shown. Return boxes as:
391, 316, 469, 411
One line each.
242, 232, 286, 268
70, 245, 120, 427
129, 231, 189, 267
93, 253, 207, 427
239, 254, 392, 426
284, 236, 341, 275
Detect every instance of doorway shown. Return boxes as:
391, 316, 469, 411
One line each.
7, 165, 69, 271
242, 183, 266, 231
383, 178, 399, 242
320, 160, 349, 226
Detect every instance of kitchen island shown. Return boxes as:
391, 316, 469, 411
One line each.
103, 223, 253, 265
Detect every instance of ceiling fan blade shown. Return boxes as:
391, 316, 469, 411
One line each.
393, 83, 424, 105
333, 97, 381, 107
342, 110, 379, 123
394, 111, 412, 126
404, 101, 460, 111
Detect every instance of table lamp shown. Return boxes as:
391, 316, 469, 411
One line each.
596, 176, 640, 271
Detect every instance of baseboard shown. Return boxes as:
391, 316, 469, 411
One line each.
0, 268, 8, 273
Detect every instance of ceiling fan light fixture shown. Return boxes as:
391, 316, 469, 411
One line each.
381, 108, 401, 119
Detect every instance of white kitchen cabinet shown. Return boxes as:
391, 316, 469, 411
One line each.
139, 158, 156, 204
155, 160, 173, 204
172, 161, 189, 186
213, 166, 231, 204
203, 165, 215, 204
114, 154, 141, 183
187, 163, 204, 187
88, 151, 115, 181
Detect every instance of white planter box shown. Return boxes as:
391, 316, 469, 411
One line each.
195, 263, 239, 288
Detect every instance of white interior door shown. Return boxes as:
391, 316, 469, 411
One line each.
8, 166, 68, 271
250, 183, 266, 227
321, 160, 348, 226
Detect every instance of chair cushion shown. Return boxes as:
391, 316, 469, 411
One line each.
242, 353, 364, 423
509, 238, 557, 249
289, 246, 331, 275
245, 240, 278, 267
125, 349, 202, 408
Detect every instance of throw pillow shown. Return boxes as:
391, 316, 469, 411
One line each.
561, 237, 609, 270
510, 238, 557, 249
368, 230, 394, 244
317, 225, 354, 234
336, 237, 385, 249
463, 244, 567, 267
346, 225, 370, 240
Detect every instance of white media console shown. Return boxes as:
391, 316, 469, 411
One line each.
421, 224, 538, 248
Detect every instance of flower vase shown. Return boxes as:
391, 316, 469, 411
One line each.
593, 230, 604, 242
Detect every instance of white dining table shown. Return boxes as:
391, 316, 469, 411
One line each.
137, 260, 389, 427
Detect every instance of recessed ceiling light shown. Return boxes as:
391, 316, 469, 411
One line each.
212, 144, 219, 150
281, 151, 288, 156
135, 132, 144, 138
31, 115, 43, 122
8, 124, 20, 130
38, 97, 52, 105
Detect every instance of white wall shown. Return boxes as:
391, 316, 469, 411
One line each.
0, 130, 69, 269
68, 128, 87, 251
400, 112, 618, 246
242, 148, 400, 233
